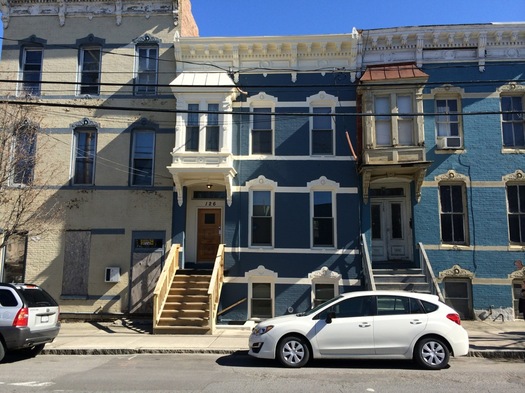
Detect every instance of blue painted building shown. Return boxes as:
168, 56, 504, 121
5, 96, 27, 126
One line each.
171, 23, 525, 323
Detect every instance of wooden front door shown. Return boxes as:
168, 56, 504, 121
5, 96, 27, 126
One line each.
197, 209, 221, 262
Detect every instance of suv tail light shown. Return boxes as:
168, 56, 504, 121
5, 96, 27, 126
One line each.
13, 307, 29, 327
446, 313, 461, 326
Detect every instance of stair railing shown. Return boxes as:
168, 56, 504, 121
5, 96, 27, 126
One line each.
360, 234, 376, 290
153, 243, 181, 329
207, 244, 225, 334
418, 242, 445, 302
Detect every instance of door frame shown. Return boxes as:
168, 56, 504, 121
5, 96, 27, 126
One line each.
369, 183, 413, 263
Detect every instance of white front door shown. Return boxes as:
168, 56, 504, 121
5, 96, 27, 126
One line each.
371, 196, 411, 262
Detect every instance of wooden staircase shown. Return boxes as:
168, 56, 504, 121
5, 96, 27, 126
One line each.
154, 270, 213, 334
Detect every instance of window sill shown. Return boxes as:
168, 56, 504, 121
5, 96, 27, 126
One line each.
501, 148, 525, 154
434, 148, 465, 154
438, 244, 471, 251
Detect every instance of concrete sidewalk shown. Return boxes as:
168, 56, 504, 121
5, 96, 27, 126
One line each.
42, 319, 525, 359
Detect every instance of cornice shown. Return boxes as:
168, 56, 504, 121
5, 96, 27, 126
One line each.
1, 0, 178, 28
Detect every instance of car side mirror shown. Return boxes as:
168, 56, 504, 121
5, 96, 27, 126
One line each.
326, 311, 335, 324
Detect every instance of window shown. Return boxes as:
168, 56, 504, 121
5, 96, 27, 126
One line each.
374, 94, 415, 146
312, 191, 334, 247
21, 47, 43, 96
252, 107, 273, 154
206, 104, 219, 152
313, 283, 335, 307
443, 278, 472, 320
11, 125, 37, 185
251, 190, 272, 246
131, 130, 155, 186
501, 96, 524, 148
186, 103, 200, 152
439, 184, 467, 244
507, 184, 525, 244
436, 98, 462, 148
251, 282, 272, 319
135, 46, 158, 95
321, 296, 373, 319
376, 295, 424, 315
73, 128, 97, 185
311, 107, 333, 155
2, 234, 27, 283
79, 46, 101, 95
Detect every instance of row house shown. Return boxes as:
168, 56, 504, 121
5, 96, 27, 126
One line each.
0, 0, 198, 316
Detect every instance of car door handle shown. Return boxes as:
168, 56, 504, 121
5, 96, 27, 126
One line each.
359, 322, 371, 328
410, 320, 423, 325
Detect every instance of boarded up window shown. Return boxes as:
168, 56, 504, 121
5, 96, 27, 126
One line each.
62, 231, 91, 297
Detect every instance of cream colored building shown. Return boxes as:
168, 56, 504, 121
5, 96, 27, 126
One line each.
0, 0, 198, 315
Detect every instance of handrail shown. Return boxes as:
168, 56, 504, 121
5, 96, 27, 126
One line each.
207, 244, 225, 334
217, 297, 247, 317
360, 234, 376, 290
153, 244, 181, 328
418, 242, 445, 302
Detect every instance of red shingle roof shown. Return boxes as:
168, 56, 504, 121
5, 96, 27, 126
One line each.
360, 63, 428, 82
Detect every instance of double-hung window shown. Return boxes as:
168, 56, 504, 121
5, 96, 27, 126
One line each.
506, 184, 525, 244
312, 107, 333, 155
186, 104, 200, 152
436, 98, 462, 149
79, 46, 101, 95
439, 184, 468, 244
251, 190, 272, 246
206, 104, 219, 152
252, 107, 273, 154
21, 47, 43, 96
374, 94, 415, 146
135, 46, 158, 95
501, 96, 524, 148
11, 125, 37, 185
312, 191, 334, 247
131, 130, 155, 186
73, 128, 97, 185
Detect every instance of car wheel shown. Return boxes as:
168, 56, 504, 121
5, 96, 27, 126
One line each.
21, 344, 46, 358
277, 335, 310, 368
0, 341, 5, 363
414, 337, 450, 370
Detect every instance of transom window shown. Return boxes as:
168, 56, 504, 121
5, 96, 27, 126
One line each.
73, 127, 97, 185
135, 46, 158, 95
21, 47, 43, 96
252, 107, 273, 154
251, 190, 272, 246
439, 184, 468, 245
374, 93, 415, 146
501, 96, 524, 148
312, 191, 334, 247
311, 107, 333, 155
506, 184, 525, 244
131, 130, 155, 186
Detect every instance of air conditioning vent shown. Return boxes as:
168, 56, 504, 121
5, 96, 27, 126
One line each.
437, 136, 462, 149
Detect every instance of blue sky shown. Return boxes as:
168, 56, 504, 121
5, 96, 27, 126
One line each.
191, 0, 525, 37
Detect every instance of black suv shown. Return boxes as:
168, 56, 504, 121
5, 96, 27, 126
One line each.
0, 283, 60, 362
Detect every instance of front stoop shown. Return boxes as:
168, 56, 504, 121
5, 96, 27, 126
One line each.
373, 268, 432, 293
154, 271, 213, 334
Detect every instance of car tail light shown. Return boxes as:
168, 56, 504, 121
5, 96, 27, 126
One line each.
13, 307, 29, 327
446, 313, 461, 325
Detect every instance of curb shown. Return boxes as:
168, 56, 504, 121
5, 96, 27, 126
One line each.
42, 348, 525, 359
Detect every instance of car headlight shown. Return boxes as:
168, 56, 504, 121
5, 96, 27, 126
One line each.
252, 325, 274, 336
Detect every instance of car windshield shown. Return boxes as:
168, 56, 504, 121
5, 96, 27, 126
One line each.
19, 287, 58, 307
300, 295, 344, 316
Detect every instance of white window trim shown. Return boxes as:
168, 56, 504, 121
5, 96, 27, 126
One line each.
134, 45, 158, 96
498, 84, 525, 152
308, 266, 341, 307
71, 127, 97, 186
245, 265, 277, 319
247, 175, 277, 248
19, 47, 43, 96
503, 170, 525, 246
247, 92, 277, 156
431, 85, 464, 150
308, 176, 339, 249
130, 129, 156, 187
437, 181, 469, 246
78, 46, 102, 96
307, 91, 337, 156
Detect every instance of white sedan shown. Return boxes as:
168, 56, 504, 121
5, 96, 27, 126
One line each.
248, 290, 469, 369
